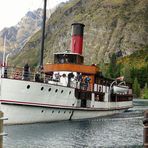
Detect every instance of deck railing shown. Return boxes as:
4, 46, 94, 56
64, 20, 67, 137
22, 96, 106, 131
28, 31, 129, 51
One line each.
0, 66, 36, 81
0, 66, 93, 91
0, 66, 133, 96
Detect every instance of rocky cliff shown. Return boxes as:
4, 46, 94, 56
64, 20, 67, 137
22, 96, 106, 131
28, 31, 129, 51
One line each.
0, 8, 51, 61
11, 0, 148, 67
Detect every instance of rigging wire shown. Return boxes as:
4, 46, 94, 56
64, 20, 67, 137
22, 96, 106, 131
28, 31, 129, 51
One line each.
35, 0, 44, 29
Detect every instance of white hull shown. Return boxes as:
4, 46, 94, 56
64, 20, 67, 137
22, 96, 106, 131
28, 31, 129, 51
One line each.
2, 104, 124, 125
2, 104, 71, 124
0, 78, 133, 124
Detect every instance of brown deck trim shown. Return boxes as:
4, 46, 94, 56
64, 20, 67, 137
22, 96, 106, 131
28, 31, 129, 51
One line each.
44, 63, 99, 74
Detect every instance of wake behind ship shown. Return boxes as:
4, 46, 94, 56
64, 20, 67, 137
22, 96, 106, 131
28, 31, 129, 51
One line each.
0, 1, 133, 124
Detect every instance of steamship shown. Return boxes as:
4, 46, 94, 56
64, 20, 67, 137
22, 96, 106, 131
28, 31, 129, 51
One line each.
0, 1, 133, 125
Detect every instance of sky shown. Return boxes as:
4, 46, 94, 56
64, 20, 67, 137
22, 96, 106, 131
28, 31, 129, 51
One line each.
0, 0, 69, 30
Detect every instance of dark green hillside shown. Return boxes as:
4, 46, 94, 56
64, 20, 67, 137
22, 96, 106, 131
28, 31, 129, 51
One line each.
120, 47, 148, 88
103, 47, 148, 98
118, 46, 148, 68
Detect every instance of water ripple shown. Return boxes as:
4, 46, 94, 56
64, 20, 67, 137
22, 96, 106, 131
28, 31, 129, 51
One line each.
4, 103, 147, 148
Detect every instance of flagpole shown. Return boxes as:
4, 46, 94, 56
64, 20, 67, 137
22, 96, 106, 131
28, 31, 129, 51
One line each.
2, 35, 6, 67
39, 0, 47, 69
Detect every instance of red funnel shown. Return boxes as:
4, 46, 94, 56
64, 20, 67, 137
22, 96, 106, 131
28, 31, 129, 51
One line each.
71, 23, 85, 55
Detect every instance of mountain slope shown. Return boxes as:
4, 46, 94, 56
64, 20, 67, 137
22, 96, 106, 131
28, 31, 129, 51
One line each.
11, 0, 148, 67
0, 8, 51, 61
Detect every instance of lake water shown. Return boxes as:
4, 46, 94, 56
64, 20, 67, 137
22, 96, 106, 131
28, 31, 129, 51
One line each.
3, 99, 148, 148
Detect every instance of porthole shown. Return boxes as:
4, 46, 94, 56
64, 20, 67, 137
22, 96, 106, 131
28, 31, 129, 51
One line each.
61, 90, 64, 93
58, 111, 60, 113
69, 91, 71, 95
55, 89, 58, 93
69, 111, 71, 114
64, 111, 66, 114
27, 85, 30, 89
41, 87, 44, 91
41, 110, 44, 113
52, 110, 54, 113
48, 88, 51, 92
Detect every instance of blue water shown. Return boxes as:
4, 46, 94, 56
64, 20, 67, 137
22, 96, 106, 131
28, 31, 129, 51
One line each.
3, 99, 148, 148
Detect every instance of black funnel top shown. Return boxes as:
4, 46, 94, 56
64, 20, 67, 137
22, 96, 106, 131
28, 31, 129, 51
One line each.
71, 23, 85, 36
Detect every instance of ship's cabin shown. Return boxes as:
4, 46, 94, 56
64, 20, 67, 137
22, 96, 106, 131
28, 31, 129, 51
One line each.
54, 50, 84, 65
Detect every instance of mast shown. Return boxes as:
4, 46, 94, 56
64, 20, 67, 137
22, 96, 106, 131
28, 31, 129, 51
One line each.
39, 0, 47, 68
2, 35, 6, 67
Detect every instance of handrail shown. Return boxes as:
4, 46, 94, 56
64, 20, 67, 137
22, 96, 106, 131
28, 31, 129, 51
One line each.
110, 80, 117, 89
118, 81, 126, 86
0, 66, 94, 91
0, 66, 36, 81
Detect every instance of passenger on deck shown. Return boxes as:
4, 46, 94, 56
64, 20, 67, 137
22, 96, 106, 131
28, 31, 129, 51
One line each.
23, 63, 30, 80
84, 75, 91, 90
76, 72, 82, 89
35, 72, 40, 82
67, 72, 74, 87
77, 72, 82, 82
64, 55, 69, 63
60, 58, 64, 64
48, 72, 53, 81
4, 68, 8, 78
14, 70, 21, 79
55, 73, 60, 82
60, 73, 68, 86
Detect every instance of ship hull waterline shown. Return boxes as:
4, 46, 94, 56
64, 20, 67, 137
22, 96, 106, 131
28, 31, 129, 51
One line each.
1, 103, 130, 125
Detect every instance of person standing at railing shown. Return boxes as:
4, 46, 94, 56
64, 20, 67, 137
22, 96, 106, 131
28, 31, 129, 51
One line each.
35, 72, 40, 82
76, 72, 82, 89
60, 73, 68, 86
55, 73, 60, 82
84, 75, 91, 90
67, 72, 74, 87
4, 67, 8, 78
23, 63, 30, 80
13, 70, 22, 80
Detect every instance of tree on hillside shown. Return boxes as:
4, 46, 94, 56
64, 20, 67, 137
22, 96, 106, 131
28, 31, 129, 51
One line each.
130, 65, 148, 88
107, 53, 122, 79
130, 67, 137, 83
120, 64, 132, 83
133, 77, 141, 98
143, 83, 148, 99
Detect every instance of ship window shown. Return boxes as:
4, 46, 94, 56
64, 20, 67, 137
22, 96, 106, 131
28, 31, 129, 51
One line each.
58, 111, 60, 113
41, 87, 44, 91
64, 111, 66, 114
61, 90, 64, 93
48, 88, 51, 92
41, 110, 44, 113
52, 110, 54, 113
69, 91, 71, 95
55, 89, 58, 93
27, 85, 30, 89
69, 111, 71, 114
